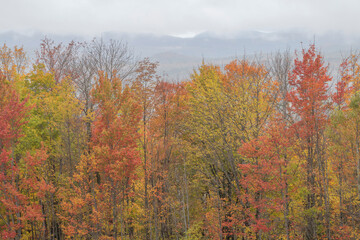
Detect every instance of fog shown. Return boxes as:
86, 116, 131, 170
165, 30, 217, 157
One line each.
0, 0, 358, 37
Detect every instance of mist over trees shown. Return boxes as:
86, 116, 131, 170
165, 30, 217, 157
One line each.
2, 38, 360, 240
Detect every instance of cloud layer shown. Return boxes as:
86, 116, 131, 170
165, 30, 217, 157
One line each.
0, 0, 357, 36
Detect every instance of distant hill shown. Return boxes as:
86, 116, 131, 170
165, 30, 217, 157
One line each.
0, 30, 358, 79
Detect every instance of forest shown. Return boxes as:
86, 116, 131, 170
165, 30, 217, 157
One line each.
1, 38, 360, 240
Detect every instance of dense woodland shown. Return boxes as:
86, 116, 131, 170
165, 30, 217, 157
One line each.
1, 38, 360, 240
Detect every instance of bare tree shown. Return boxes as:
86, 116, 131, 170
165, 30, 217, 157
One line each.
267, 50, 293, 240
72, 38, 139, 145
36, 37, 80, 83
86, 38, 138, 82
267, 49, 292, 121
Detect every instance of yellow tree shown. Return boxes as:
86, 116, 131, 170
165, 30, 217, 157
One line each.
183, 59, 276, 239
18, 64, 82, 239
0, 44, 27, 81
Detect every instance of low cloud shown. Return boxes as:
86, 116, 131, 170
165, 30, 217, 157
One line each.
0, 0, 358, 36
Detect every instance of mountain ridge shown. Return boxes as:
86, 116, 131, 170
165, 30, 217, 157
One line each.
0, 30, 357, 79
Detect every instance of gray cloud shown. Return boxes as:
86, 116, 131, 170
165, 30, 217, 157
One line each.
0, 0, 358, 36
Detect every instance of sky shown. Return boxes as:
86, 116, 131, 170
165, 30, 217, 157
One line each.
0, 0, 358, 37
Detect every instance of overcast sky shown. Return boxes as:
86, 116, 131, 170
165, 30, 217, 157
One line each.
0, 0, 357, 37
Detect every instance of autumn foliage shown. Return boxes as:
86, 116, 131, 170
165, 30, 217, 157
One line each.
3, 40, 360, 240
